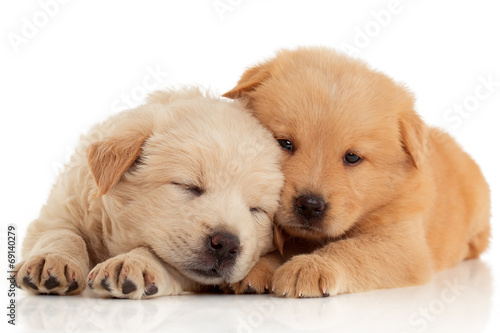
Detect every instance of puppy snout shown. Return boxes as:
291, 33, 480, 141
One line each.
295, 195, 326, 221
209, 232, 240, 262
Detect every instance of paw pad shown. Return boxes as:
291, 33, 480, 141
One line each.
100, 278, 111, 292
144, 283, 158, 296
22, 276, 38, 291
121, 279, 137, 294
43, 275, 60, 290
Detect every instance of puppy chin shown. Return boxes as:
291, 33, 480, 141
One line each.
180, 256, 246, 285
183, 271, 224, 285
283, 224, 329, 240
182, 266, 248, 285
276, 208, 348, 241
276, 214, 325, 240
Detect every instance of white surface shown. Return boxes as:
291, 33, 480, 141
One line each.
11, 260, 494, 333
1, 0, 499, 332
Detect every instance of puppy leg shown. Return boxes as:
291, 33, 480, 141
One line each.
230, 251, 283, 294
16, 230, 89, 295
272, 221, 433, 298
466, 224, 491, 259
88, 247, 188, 299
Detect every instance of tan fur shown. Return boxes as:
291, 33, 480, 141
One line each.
223, 47, 491, 298
227, 251, 283, 294
16, 87, 284, 299
87, 134, 149, 196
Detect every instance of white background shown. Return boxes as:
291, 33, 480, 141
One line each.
1, 0, 499, 332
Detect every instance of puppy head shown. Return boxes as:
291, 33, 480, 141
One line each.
224, 47, 427, 241
87, 88, 284, 284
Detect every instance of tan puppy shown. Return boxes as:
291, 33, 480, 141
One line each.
16, 87, 284, 299
224, 47, 491, 298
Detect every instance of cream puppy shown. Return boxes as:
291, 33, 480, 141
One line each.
16, 87, 283, 299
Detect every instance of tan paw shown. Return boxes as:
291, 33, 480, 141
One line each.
15, 254, 86, 295
272, 254, 334, 298
230, 259, 275, 294
88, 252, 164, 299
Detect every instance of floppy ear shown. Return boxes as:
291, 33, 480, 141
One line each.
87, 134, 148, 196
399, 111, 428, 170
222, 62, 272, 99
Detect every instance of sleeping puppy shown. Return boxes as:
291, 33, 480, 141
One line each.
15, 87, 284, 299
223, 47, 491, 298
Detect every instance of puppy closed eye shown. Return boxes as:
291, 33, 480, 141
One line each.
250, 207, 267, 216
172, 182, 205, 197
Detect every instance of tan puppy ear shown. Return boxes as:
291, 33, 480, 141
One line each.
399, 112, 428, 170
87, 134, 148, 196
223, 62, 272, 99
273, 224, 286, 255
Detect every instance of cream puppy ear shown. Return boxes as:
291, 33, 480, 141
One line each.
399, 111, 428, 170
223, 62, 272, 99
87, 133, 149, 197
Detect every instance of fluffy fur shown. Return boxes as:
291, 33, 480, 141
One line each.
223, 47, 491, 298
16, 87, 284, 299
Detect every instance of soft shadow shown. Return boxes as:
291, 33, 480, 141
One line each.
17, 259, 492, 333
268, 259, 493, 333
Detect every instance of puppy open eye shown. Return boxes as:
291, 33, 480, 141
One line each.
277, 138, 294, 152
343, 152, 362, 165
172, 182, 204, 196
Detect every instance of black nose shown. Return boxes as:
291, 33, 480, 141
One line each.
295, 195, 326, 220
209, 233, 240, 262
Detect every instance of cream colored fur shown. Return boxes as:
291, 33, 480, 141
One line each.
16, 87, 284, 299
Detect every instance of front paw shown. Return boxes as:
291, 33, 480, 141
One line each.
272, 254, 335, 298
229, 259, 275, 294
15, 254, 86, 295
88, 253, 163, 299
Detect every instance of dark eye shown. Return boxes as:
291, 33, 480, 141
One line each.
173, 183, 204, 197
277, 139, 294, 152
343, 153, 362, 165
